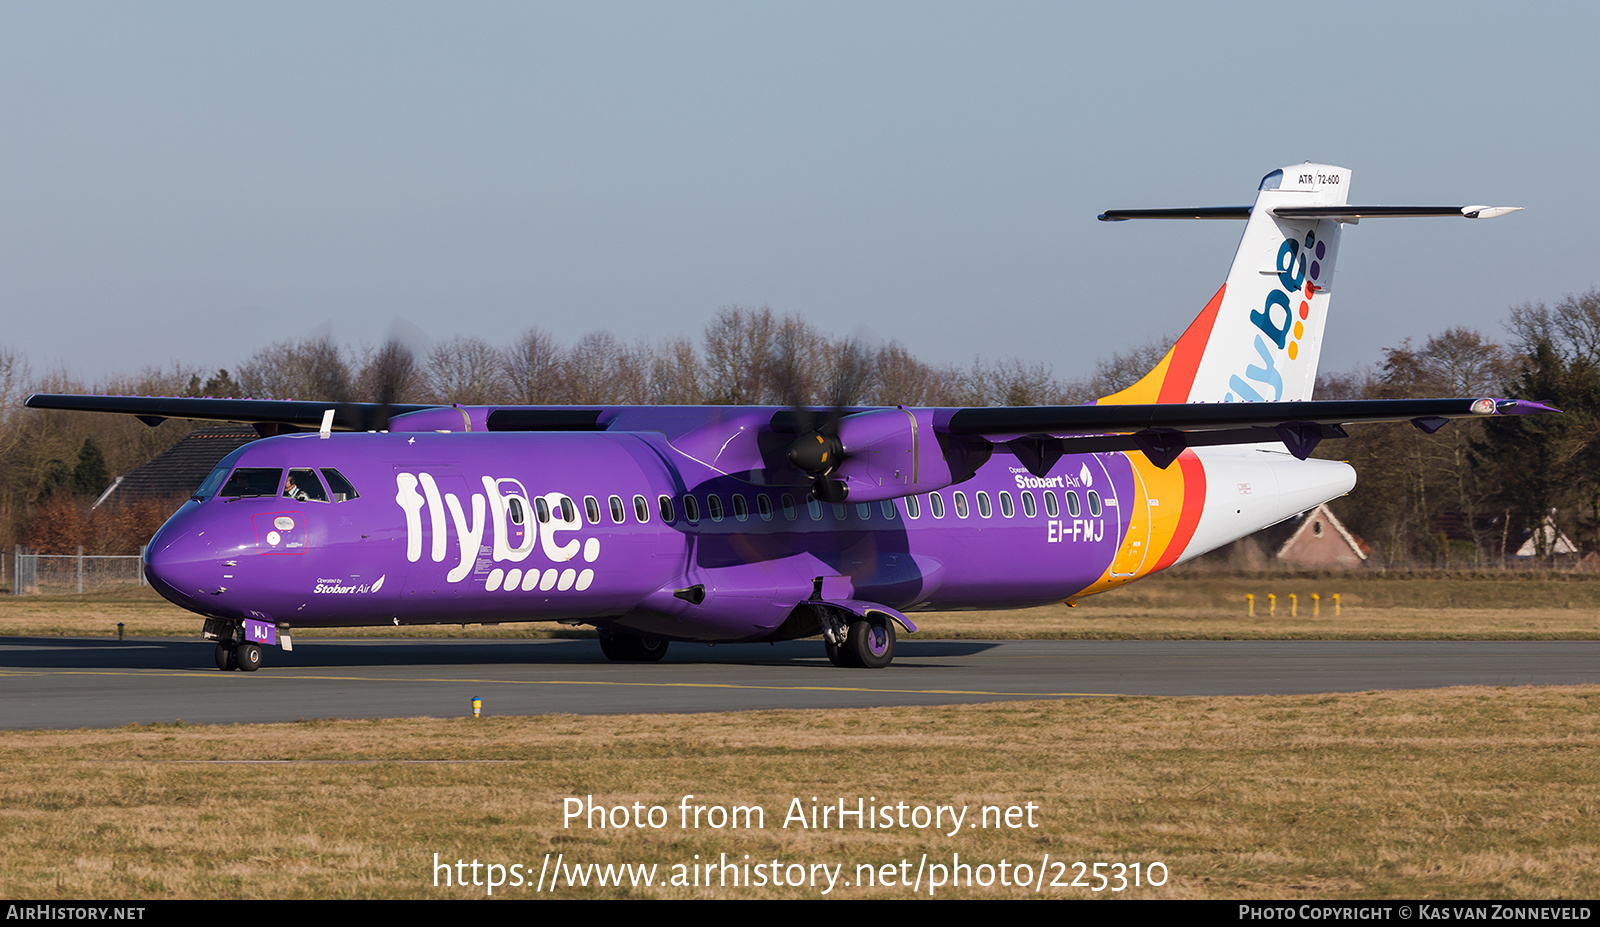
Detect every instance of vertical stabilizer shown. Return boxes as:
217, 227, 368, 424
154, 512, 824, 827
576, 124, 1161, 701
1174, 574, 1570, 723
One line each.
1098, 164, 1350, 405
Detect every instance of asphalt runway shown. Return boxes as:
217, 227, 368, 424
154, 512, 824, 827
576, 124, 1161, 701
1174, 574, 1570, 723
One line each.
2, 636, 1598, 730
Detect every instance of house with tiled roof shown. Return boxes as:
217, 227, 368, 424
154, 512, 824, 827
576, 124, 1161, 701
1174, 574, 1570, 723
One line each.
1274, 502, 1371, 570
92, 427, 259, 509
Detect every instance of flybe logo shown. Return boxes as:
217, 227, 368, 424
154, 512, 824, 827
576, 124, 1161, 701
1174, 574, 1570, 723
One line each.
1226, 230, 1329, 402
394, 472, 600, 592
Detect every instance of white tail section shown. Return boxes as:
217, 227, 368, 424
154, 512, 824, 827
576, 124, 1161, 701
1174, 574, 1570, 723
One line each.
1188, 165, 1349, 403
1096, 163, 1350, 406
1096, 163, 1519, 409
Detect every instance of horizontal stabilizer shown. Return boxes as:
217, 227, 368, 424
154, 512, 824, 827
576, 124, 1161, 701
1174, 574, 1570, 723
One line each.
1099, 204, 1522, 222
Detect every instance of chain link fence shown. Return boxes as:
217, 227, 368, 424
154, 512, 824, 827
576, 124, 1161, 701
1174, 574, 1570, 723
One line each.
10, 546, 147, 594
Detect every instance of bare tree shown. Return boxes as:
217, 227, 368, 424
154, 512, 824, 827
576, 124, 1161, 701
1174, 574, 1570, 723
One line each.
424, 336, 507, 405
563, 331, 649, 404
1088, 335, 1176, 397
236, 336, 353, 401
870, 343, 958, 407
503, 327, 566, 404
355, 339, 422, 404
702, 306, 777, 404
646, 337, 705, 405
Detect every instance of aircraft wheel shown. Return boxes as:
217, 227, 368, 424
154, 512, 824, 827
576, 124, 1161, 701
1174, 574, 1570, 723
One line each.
824, 638, 854, 668
235, 642, 263, 672
214, 643, 237, 671
597, 629, 630, 661
634, 635, 669, 662
598, 629, 669, 662
845, 617, 895, 669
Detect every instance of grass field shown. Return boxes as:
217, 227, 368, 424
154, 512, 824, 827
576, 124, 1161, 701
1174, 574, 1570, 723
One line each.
3, 573, 1598, 899
1, 687, 1596, 899
8, 570, 1600, 641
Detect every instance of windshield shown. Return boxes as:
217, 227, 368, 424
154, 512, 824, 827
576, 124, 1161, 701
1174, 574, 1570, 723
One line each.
192, 465, 230, 501
218, 468, 284, 499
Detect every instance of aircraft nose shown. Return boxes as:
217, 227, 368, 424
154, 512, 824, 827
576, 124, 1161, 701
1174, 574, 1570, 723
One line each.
144, 519, 224, 607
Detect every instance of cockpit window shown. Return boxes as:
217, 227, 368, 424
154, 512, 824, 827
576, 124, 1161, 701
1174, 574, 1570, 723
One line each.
218, 468, 284, 499
284, 468, 329, 503
320, 468, 359, 502
193, 465, 230, 501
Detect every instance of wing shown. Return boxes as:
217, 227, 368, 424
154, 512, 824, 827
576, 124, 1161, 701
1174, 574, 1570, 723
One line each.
22, 394, 441, 435
24, 392, 1555, 502
943, 397, 1554, 469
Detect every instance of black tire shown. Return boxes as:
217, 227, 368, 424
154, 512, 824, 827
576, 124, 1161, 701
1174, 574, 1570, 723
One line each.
634, 635, 669, 662
215, 642, 236, 671
824, 637, 854, 668
844, 617, 895, 669
598, 629, 669, 662
235, 642, 262, 672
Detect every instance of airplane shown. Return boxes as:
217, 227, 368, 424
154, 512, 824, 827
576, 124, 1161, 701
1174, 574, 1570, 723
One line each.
27, 163, 1543, 672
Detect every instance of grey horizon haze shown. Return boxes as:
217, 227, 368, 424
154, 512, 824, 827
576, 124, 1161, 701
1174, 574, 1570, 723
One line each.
0, 2, 1585, 389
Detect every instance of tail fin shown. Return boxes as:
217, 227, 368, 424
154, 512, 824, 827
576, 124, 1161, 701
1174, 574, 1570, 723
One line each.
1097, 163, 1351, 405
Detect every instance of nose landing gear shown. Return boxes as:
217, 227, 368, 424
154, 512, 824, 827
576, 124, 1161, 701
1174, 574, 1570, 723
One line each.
205, 619, 265, 671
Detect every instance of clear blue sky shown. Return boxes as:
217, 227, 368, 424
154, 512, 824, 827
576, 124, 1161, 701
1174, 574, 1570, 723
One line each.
0, 1, 1587, 387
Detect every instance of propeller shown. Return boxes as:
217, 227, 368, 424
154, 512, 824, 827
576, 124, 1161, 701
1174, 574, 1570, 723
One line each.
349, 320, 429, 431
775, 335, 876, 503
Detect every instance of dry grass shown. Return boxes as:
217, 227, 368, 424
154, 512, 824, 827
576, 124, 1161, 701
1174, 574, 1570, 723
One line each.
1, 686, 1597, 899
7, 573, 1600, 641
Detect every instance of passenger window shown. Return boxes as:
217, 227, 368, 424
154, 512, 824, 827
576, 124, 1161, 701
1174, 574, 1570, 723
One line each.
881, 500, 896, 519
684, 495, 701, 523
658, 494, 675, 522
930, 492, 945, 519
808, 499, 822, 521
634, 495, 650, 523
610, 495, 626, 523
560, 497, 577, 522
781, 493, 798, 520
832, 503, 847, 521
320, 468, 359, 502
535, 498, 551, 523
733, 495, 749, 521
1087, 490, 1102, 517
219, 468, 282, 499
1021, 491, 1036, 518
954, 491, 969, 519
707, 495, 724, 522
509, 497, 525, 525
905, 495, 921, 519
757, 494, 773, 521
1066, 491, 1081, 518
999, 491, 1014, 518
856, 503, 871, 520
1045, 490, 1059, 518
284, 469, 329, 503
976, 491, 991, 518
584, 496, 600, 525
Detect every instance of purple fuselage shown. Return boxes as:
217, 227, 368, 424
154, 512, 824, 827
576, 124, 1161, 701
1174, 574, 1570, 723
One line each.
144, 407, 1139, 643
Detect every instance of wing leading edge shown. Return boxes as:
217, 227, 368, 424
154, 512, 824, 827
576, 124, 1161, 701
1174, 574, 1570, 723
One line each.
24, 392, 1556, 479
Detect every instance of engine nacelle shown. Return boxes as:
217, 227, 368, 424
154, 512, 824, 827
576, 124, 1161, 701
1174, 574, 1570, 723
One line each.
829, 408, 954, 503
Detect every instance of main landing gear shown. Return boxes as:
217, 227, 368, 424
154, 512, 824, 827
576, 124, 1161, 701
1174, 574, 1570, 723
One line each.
598, 629, 670, 662
824, 615, 895, 669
